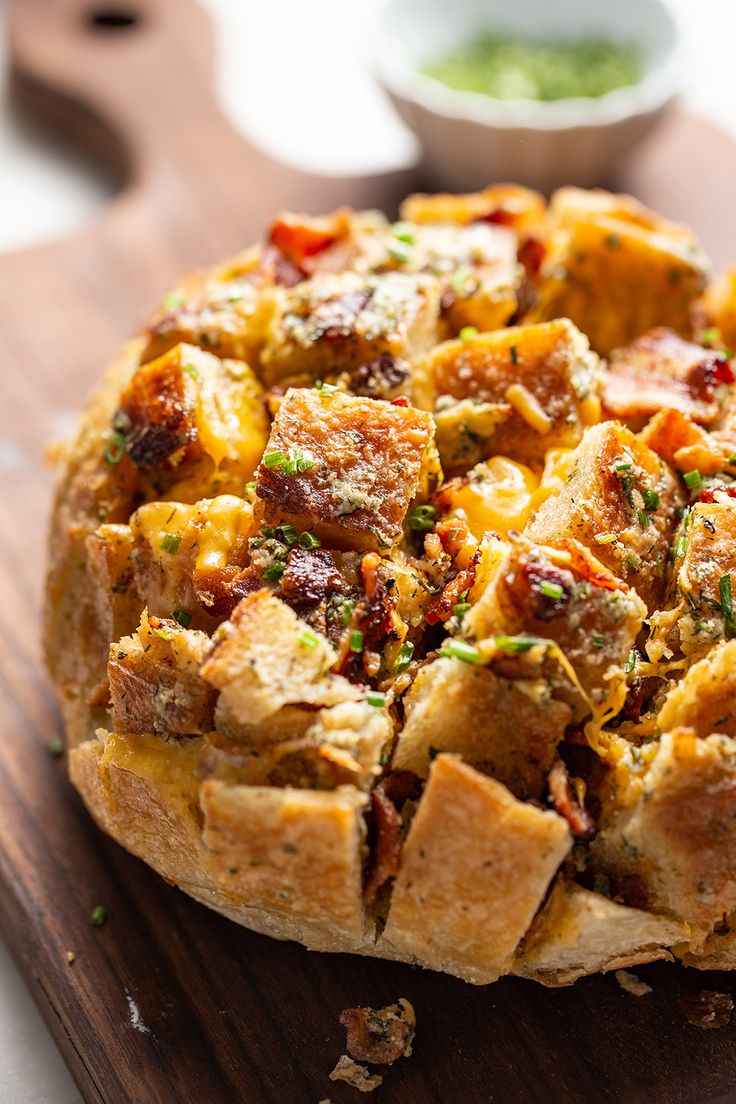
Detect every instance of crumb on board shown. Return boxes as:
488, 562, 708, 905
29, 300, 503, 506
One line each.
614, 970, 652, 997
339, 997, 416, 1065
66, 951, 76, 965
679, 990, 734, 1030
329, 1055, 383, 1093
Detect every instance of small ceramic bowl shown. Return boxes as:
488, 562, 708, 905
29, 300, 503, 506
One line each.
374, 0, 684, 193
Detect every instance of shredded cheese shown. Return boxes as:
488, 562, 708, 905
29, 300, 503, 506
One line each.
505, 383, 554, 435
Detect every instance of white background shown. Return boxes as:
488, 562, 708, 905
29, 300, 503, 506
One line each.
0, 0, 734, 1100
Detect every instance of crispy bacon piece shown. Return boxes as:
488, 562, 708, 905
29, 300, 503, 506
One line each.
347, 354, 410, 398
603, 328, 735, 429
553, 538, 630, 595
280, 547, 342, 605
267, 208, 355, 280
339, 999, 416, 1065
364, 786, 403, 905
548, 758, 595, 839
426, 565, 475, 625
699, 485, 736, 503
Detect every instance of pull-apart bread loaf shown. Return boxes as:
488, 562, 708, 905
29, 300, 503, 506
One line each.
46, 186, 736, 984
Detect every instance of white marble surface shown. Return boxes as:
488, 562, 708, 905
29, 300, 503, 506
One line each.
0, 0, 735, 1100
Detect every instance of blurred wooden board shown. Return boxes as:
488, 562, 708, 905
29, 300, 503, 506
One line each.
1, 2, 736, 1102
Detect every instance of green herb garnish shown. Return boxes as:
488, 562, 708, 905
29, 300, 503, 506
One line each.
393, 640, 415, 673
103, 430, 126, 467
172, 609, 192, 628
90, 906, 107, 927
642, 489, 659, 510
459, 326, 478, 341
408, 504, 438, 532
160, 533, 182, 555
299, 628, 321, 650
365, 690, 387, 708
439, 640, 482, 664
349, 629, 364, 653
720, 573, 736, 639
494, 634, 546, 653
539, 580, 564, 601
683, 469, 703, 491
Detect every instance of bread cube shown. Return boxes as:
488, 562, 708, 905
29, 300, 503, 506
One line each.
201, 699, 392, 791
379, 755, 571, 983
260, 271, 439, 389
400, 184, 546, 240
514, 878, 687, 985
658, 640, 736, 738
526, 422, 685, 611
141, 248, 272, 367
702, 267, 736, 353
383, 221, 521, 336
255, 387, 436, 552
602, 328, 734, 430
200, 780, 369, 946
392, 657, 571, 798
527, 188, 709, 355
109, 609, 216, 735
672, 498, 736, 656
70, 730, 210, 892
590, 729, 736, 939
86, 523, 141, 645
464, 535, 646, 706
416, 320, 600, 470
115, 342, 269, 500
200, 589, 359, 726
130, 494, 257, 624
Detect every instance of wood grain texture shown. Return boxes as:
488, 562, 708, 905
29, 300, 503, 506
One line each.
1, 1, 736, 1101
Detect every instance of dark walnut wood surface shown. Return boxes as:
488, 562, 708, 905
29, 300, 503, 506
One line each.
1, 1, 736, 1100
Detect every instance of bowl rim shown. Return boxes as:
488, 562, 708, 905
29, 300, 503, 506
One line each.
374, 0, 685, 132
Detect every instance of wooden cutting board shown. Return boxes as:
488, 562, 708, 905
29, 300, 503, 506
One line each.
2, 2, 736, 1101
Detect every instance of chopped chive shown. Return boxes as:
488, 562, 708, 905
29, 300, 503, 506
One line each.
615, 461, 633, 472
637, 509, 649, 530
315, 380, 338, 397
624, 649, 637, 674
459, 325, 478, 341
172, 609, 191, 628
297, 531, 321, 549
683, 469, 703, 490
439, 640, 481, 664
454, 601, 471, 619
152, 626, 172, 641
450, 265, 472, 293
387, 240, 412, 264
349, 629, 364, 653
160, 533, 182, 555
90, 906, 107, 927
408, 504, 437, 532
719, 574, 736, 639
539, 580, 564, 601
510, 344, 518, 365
729, 454, 736, 466
594, 531, 617, 545
47, 737, 64, 758
264, 448, 318, 475
299, 628, 320, 650
591, 631, 606, 649
263, 561, 286, 581
243, 480, 256, 500
624, 552, 641, 573
698, 327, 719, 347
161, 290, 184, 311
365, 690, 387, 708
393, 640, 414, 673
674, 533, 688, 559
183, 362, 200, 380
103, 430, 126, 467
263, 450, 287, 469
494, 634, 546, 653
341, 599, 356, 626
642, 489, 659, 510
277, 523, 298, 545
391, 221, 415, 245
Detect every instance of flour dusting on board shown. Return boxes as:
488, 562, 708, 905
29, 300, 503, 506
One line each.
124, 988, 152, 1036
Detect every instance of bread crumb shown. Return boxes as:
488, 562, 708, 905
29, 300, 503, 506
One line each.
614, 970, 652, 997
66, 951, 76, 965
339, 997, 416, 1065
329, 1055, 383, 1092
679, 990, 734, 1030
